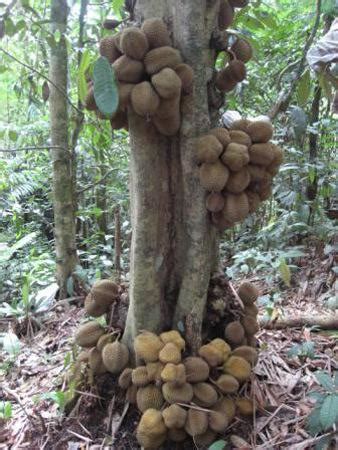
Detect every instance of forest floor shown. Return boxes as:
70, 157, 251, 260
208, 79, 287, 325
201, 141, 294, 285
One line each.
1, 245, 337, 450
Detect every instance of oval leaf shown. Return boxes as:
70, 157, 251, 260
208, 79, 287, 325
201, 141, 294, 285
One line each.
93, 56, 118, 117
297, 69, 311, 107
319, 394, 338, 430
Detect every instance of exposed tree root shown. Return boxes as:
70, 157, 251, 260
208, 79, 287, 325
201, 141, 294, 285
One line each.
259, 313, 338, 330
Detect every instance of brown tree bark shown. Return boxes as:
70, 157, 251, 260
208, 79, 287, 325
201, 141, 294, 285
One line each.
123, 0, 220, 353
259, 313, 338, 330
49, 0, 78, 298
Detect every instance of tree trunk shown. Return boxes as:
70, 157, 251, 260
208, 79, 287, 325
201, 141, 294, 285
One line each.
123, 0, 219, 353
49, 0, 78, 298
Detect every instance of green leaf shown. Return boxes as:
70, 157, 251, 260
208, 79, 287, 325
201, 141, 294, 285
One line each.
93, 57, 119, 118
79, 49, 91, 73
209, 440, 226, 450
0, 401, 12, 420
78, 71, 88, 104
315, 371, 334, 391
319, 394, 338, 430
112, 0, 124, 17
2, 332, 21, 357
297, 69, 311, 107
315, 435, 332, 450
306, 406, 323, 436
278, 258, 291, 287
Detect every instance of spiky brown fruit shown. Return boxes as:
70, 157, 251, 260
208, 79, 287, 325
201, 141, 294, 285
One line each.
238, 281, 259, 305
91, 279, 118, 305
209, 127, 231, 148
210, 338, 231, 360
236, 398, 254, 416
132, 366, 150, 387
84, 86, 97, 111
225, 167, 250, 194
229, 118, 252, 133
168, 427, 188, 442
216, 69, 238, 92
110, 110, 128, 130
112, 55, 144, 83
159, 342, 181, 364
162, 382, 194, 404
196, 135, 223, 164
161, 363, 186, 385
120, 27, 149, 60
141, 18, 171, 49
216, 374, 239, 393
232, 346, 258, 366
131, 81, 160, 117
225, 321, 245, 346
185, 409, 208, 437
134, 331, 164, 363
267, 144, 284, 175
75, 321, 105, 348
99, 36, 121, 63
175, 63, 194, 94
126, 384, 137, 404
152, 68, 182, 99
84, 293, 108, 317
228, 60, 247, 82
241, 316, 259, 335
144, 46, 182, 75
229, 130, 251, 146
146, 361, 164, 383
194, 429, 217, 447
247, 120, 273, 143
160, 330, 185, 351
198, 343, 224, 367
136, 409, 167, 449
88, 347, 106, 375
208, 410, 228, 433
193, 383, 218, 407
244, 303, 259, 317
229, 0, 249, 7
102, 341, 129, 374
221, 143, 249, 172
231, 38, 253, 63
96, 333, 113, 352
206, 192, 225, 213
246, 189, 261, 213
162, 404, 187, 429
211, 209, 234, 230
199, 161, 230, 192
118, 367, 133, 389
223, 192, 249, 223
118, 82, 134, 111
219, 0, 234, 30
249, 143, 274, 166
223, 356, 251, 382
184, 356, 210, 383
213, 397, 236, 422
153, 113, 181, 136
155, 94, 180, 119
136, 385, 164, 412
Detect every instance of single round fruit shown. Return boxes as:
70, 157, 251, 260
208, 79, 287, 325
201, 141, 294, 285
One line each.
134, 331, 164, 362
136, 385, 164, 412
120, 27, 149, 60
102, 341, 129, 374
162, 382, 194, 404
225, 321, 245, 346
223, 356, 251, 382
184, 356, 210, 383
216, 374, 239, 393
162, 404, 187, 429
75, 321, 105, 348
141, 18, 171, 49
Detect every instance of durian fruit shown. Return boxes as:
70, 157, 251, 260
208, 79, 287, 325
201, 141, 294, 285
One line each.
160, 330, 185, 351
153, 113, 181, 136
213, 397, 236, 422
162, 382, 194, 404
208, 410, 228, 433
185, 409, 208, 437
152, 68, 182, 99
267, 144, 284, 175
223, 356, 251, 382
229, 130, 251, 147
75, 321, 105, 348
141, 18, 171, 49
193, 382, 218, 407
222, 192, 249, 223
231, 38, 253, 63
162, 404, 187, 429
247, 120, 273, 143
229, 0, 249, 6
168, 427, 188, 442
175, 63, 194, 94
241, 316, 259, 335
99, 36, 121, 63
96, 333, 113, 352
118, 82, 134, 112
184, 356, 210, 383
136, 408, 167, 449
161, 363, 186, 385
236, 398, 254, 416
229, 118, 251, 133
118, 367, 133, 389
246, 190, 261, 213
238, 281, 259, 305
102, 341, 129, 374
146, 361, 164, 383
227, 60, 247, 82
224, 321, 245, 346
221, 143, 249, 171
112, 55, 144, 83
91, 279, 118, 305
196, 135, 224, 164
244, 303, 259, 317
120, 27, 149, 60
209, 127, 231, 148
225, 167, 250, 194
84, 86, 97, 111
155, 95, 180, 119
131, 81, 160, 117
159, 342, 181, 364
249, 143, 274, 166
211, 210, 234, 231
134, 331, 164, 362
88, 347, 106, 375
232, 346, 258, 366
84, 293, 108, 317
215, 69, 238, 92
206, 192, 225, 213
209, 338, 231, 361
194, 429, 217, 447
132, 366, 150, 387
216, 374, 239, 394
198, 343, 224, 367
110, 110, 128, 130
126, 384, 138, 404
199, 161, 230, 192
144, 46, 182, 75
137, 385, 164, 412
219, 0, 234, 30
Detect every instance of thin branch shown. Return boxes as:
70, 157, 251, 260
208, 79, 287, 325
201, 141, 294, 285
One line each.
76, 168, 119, 195
1, 0, 17, 19
0, 145, 66, 153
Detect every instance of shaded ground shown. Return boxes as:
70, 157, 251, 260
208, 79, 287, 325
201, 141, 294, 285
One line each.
1, 248, 337, 449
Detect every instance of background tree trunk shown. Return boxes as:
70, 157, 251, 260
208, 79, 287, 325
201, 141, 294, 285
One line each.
123, 0, 219, 353
49, 0, 78, 298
